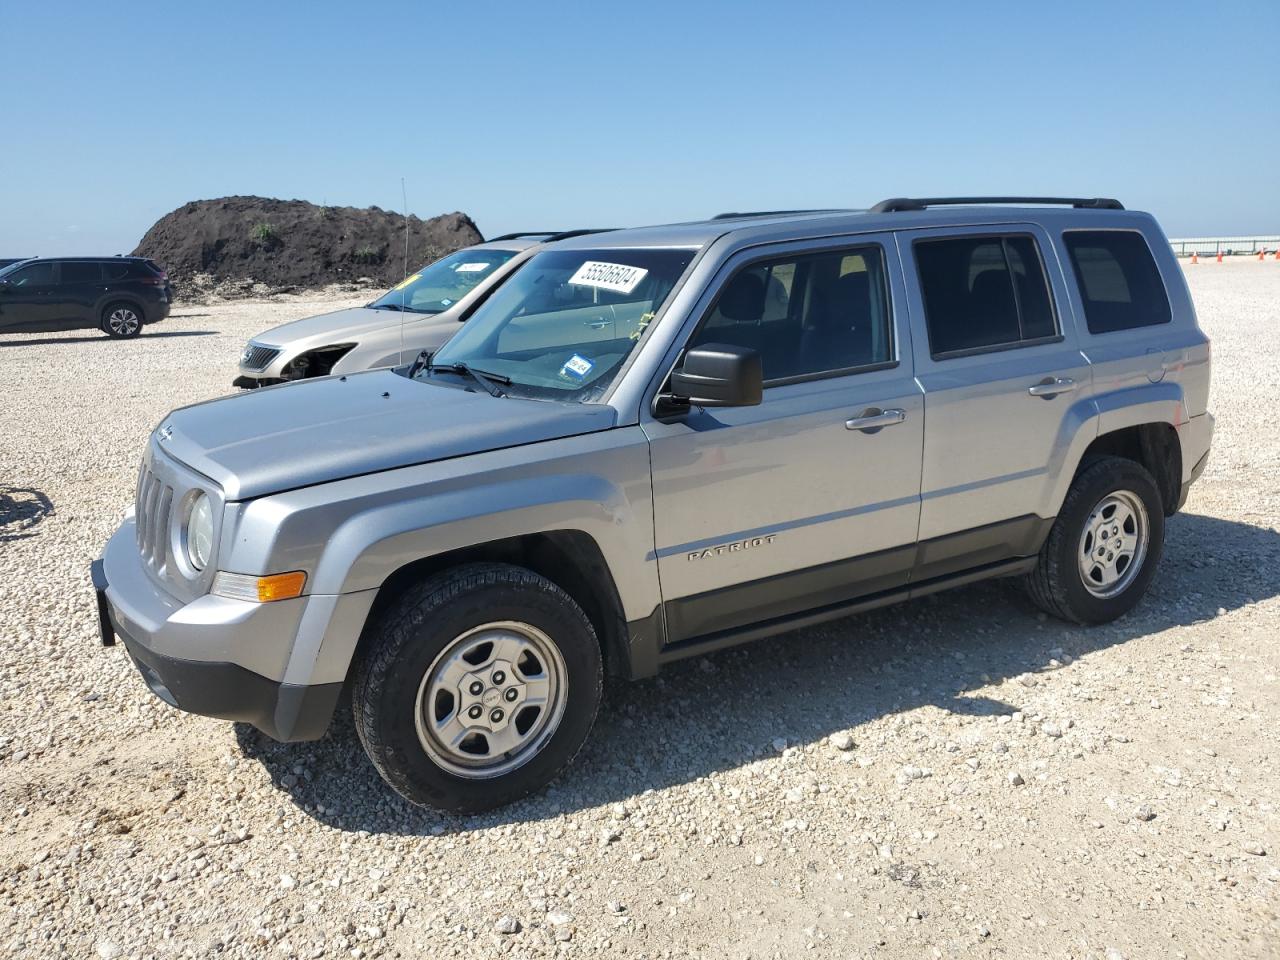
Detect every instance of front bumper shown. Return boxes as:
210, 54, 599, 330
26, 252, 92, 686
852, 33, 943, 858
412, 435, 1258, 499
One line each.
93, 524, 342, 742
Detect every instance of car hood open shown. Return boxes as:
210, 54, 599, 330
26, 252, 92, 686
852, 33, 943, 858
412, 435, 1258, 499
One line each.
157, 370, 617, 500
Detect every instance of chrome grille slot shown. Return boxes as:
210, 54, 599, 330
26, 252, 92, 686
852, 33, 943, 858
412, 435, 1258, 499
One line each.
241, 344, 281, 370
134, 463, 174, 572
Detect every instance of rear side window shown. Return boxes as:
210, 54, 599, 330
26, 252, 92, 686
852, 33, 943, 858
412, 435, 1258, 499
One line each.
61, 261, 101, 283
1063, 231, 1171, 334
914, 234, 1059, 357
102, 262, 131, 281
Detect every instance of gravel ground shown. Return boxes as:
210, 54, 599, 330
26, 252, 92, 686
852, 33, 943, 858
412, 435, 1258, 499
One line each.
1, 262, 1277, 960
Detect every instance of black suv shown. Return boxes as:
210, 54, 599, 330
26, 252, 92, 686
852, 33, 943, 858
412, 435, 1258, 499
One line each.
0, 257, 172, 339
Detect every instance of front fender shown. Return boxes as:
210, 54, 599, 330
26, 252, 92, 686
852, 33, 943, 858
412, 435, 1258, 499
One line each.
221, 428, 660, 687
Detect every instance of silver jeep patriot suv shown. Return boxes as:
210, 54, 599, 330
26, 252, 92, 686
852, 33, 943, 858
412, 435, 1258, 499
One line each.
93, 197, 1213, 813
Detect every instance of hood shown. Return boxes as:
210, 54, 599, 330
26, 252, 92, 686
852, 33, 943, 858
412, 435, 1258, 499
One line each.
158, 370, 617, 500
250, 305, 408, 345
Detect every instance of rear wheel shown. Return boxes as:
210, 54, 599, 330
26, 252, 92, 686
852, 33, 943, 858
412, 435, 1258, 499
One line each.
352, 563, 603, 813
1025, 456, 1165, 624
101, 302, 143, 339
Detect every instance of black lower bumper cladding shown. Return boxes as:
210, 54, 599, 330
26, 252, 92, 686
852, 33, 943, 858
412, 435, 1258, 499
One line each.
91, 562, 341, 741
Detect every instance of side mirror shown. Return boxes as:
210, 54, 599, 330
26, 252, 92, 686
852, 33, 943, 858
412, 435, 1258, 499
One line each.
667, 343, 763, 409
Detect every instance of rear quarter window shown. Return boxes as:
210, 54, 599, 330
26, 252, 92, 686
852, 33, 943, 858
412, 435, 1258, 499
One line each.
1063, 231, 1171, 334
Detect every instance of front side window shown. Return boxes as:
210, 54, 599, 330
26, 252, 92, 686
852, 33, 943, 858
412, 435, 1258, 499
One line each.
1063, 230, 1171, 334
687, 245, 893, 382
368, 248, 518, 315
3, 261, 56, 286
915, 234, 1059, 357
424, 247, 696, 401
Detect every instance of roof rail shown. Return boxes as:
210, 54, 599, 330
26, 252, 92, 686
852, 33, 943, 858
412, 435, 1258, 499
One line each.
869, 196, 1124, 213
486, 231, 556, 242
712, 209, 840, 220
544, 228, 616, 241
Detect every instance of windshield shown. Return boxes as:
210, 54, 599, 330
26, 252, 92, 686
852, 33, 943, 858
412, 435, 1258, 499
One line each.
0, 259, 32, 278
368, 247, 517, 314
423, 247, 697, 402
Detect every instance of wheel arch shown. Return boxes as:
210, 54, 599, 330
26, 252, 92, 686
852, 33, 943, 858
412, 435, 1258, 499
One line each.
1046, 381, 1188, 519
351, 530, 633, 683
1076, 422, 1181, 515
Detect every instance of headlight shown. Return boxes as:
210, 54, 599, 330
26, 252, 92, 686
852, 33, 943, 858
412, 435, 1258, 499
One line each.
185, 493, 214, 571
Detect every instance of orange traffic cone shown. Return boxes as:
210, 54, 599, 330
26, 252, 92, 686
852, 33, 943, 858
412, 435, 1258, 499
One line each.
1191, 252, 1199, 264
1274, 249, 1279, 261
1259, 250, 1266, 261
1217, 250, 1224, 263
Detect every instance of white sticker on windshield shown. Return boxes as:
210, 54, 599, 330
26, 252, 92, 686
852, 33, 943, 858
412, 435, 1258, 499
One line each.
568, 261, 648, 295
454, 262, 490, 273
561, 354, 594, 379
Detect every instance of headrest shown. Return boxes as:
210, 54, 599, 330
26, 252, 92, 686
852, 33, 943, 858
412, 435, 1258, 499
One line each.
718, 272, 766, 323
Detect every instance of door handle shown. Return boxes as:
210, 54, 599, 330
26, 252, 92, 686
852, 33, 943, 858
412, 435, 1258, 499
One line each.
1027, 377, 1076, 399
845, 407, 906, 433
585, 319, 610, 330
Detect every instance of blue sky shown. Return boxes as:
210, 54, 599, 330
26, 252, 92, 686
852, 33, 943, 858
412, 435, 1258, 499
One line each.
1, 0, 1276, 256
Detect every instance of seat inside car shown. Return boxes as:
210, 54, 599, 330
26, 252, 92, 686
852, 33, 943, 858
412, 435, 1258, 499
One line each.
797, 270, 875, 372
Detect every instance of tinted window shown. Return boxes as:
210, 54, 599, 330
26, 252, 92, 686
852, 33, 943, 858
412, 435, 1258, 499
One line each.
4, 261, 56, 286
103, 262, 131, 281
915, 235, 1059, 357
62, 261, 101, 283
689, 245, 892, 382
1064, 231, 1171, 334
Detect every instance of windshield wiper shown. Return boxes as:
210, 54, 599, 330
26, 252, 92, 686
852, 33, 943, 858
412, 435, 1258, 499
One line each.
427, 360, 510, 397
368, 302, 404, 311
456, 363, 510, 397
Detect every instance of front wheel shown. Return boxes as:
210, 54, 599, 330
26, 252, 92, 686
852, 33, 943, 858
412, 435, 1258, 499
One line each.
1024, 456, 1166, 624
101, 303, 143, 339
352, 564, 603, 813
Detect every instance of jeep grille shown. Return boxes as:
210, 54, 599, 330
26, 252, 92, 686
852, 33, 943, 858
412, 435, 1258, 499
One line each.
134, 464, 173, 572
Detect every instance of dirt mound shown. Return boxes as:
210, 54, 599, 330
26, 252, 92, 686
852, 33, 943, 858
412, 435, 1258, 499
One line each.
132, 196, 483, 297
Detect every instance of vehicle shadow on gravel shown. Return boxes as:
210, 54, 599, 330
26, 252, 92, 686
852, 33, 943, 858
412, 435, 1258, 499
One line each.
234, 510, 1280, 836
0, 485, 54, 542
0, 330, 215, 348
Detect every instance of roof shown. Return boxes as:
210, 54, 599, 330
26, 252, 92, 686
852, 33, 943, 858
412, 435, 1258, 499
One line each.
8, 255, 151, 262
550, 199, 1144, 252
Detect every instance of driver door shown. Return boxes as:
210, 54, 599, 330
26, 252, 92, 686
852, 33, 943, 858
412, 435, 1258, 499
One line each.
643, 235, 923, 645
0, 261, 59, 332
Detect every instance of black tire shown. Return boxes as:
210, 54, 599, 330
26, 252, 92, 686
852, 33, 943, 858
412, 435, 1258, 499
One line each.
101, 302, 144, 339
352, 563, 603, 813
1024, 456, 1165, 624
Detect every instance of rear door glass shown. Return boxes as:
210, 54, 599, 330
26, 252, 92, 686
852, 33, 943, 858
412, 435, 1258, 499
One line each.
914, 234, 1059, 357
61, 262, 102, 283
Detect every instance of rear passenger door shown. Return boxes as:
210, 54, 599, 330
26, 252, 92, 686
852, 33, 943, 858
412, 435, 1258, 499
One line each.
644, 235, 924, 643
899, 225, 1091, 578
57, 260, 105, 326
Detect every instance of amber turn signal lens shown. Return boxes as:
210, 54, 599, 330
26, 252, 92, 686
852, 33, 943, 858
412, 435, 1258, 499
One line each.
255, 571, 307, 602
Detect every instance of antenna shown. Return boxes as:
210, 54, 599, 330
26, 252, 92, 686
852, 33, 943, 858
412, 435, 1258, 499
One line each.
400, 177, 409, 362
